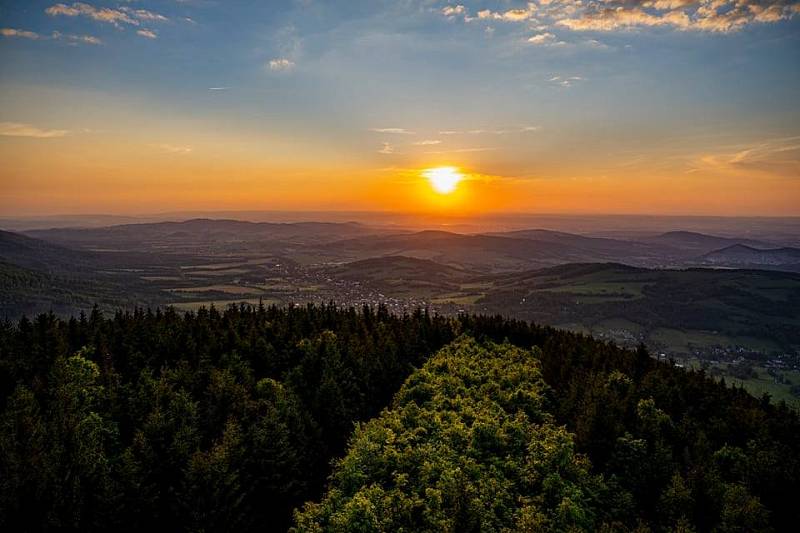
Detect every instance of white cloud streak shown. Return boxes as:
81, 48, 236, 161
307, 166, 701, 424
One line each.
370, 128, 415, 134
0, 122, 69, 138
157, 144, 193, 155
268, 58, 295, 71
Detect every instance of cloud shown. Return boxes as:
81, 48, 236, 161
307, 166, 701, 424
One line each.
1, 28, 41, 40
438, 126, 539, 135
157, 144, 193, 155
559, 0, 800, 33
645, 0, 698, 8
475, 3, 538, 22
442, 5, 466, 18
378, 142, 395, 154
557, 6, 692, 31
412, 139, 442, 145
136, 29, 157, 39
120, 7, 169, 23
46, 3, 138, 27
268, 58, 295, 71
0, 122, 68, 138
53, 31, 102, 45
707, 137, 800, 165
527, 32, 566, 45
370, 128, 415, 134
2, 28, 102, 45
208, 87, 230, 91
690, 136, 800, 178
45, 3, 168, 28
549, 75, 584, 87
441, 0, 800, 34
423, 146, 496, 154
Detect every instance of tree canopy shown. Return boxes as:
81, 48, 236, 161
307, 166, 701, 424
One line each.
0, 304, 797, 531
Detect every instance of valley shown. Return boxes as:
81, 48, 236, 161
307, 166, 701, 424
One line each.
2, 217, 800, 406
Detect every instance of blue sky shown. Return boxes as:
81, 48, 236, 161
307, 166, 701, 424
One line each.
0, 1, 798, 215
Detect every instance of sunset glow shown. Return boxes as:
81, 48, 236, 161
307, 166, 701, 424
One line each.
424, 167, 463, 195
0, 1, 797, 216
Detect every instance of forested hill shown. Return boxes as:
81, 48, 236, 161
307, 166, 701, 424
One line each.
294, 337, 608, 530
1, 305, 798, 532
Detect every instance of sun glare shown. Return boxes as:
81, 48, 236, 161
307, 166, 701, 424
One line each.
423, 167, 463, 194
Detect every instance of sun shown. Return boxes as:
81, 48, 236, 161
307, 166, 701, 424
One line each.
423, 166, 463, 194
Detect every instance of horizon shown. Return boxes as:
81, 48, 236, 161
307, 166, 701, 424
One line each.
2, 1, 799, 216
5, 208, 800, 218
4, 208, 800, 241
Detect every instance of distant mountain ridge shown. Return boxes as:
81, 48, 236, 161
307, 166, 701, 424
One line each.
25, 218, 385, 252
701, 244, 800, 268
645, 230, 773, 254
0, 229, 98, 274
15, 219, 800, 274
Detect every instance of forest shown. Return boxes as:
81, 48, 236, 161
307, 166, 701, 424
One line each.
0, 304, 798, 532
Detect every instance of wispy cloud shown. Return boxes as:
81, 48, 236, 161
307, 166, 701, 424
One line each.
0, 122, 68, 138
156, 144, 193, 155
423, 146, 497, 154
208, 87, 230, 91
370, 128, 415, 135
45, 3, 168, 28
54, 31, 102, 45
686, 136, 800, 180
378, 142, 395, 154
696, 137, 800, 165
1, 28, 41, 40
2, 28, 101, 45
474, 4, 538, 23
121, 7, 168, 23
528, 32, 556, 45
441, 5, 467, 18
438, 126, 540, 135
0, 28, 103, 45
136, 29, 157, 39
549, 75, 584, 87
412, 139, 442, 145
268, 58, 295, 71
46, 3, 137, 27
441, 0, 800, 34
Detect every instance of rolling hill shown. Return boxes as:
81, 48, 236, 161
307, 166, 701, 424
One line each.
475, 263, 800, 354
0, 229, 106, 275
25, 218, 387, 253
317, 230, 602, 272
701, 244, 800, 270
644, 230, 773, 254
488, 228, 677, 261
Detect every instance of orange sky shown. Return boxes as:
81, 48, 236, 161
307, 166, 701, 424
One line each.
2, 128, 799, 216
1, 0, 799, 217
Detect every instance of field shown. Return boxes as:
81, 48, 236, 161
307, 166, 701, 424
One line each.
3, 224, 799, 402
684, 358, 800, 408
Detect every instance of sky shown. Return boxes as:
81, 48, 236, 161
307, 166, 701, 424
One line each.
0, 0, 799, 216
